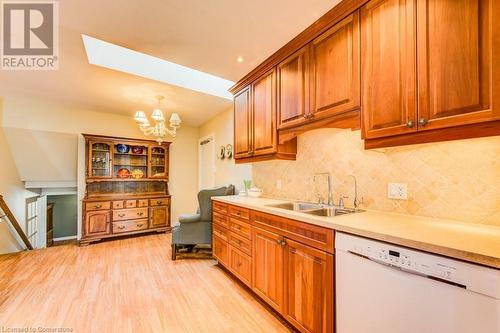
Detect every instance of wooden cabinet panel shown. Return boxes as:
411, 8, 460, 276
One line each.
416, 0, 500, 130
229, 217, 252, 240
213, 202, 228, 214
150, 198, 169, 206
284, 239, 334, 333
278, 46, 310, 129
228, 205, 250, 220
310, 12, 360, 121
85, 201, 111, 211
229, 247, 252, 287
234, 87, 252, 158
213, 211, 229, 228
213, 234, 230, 267
252, 227, 285, 313
228, 231, 252, 256
137, 199, 149, 208
85, 211, 110, 237
361, 0, 417, 139
252, 69, 277, 156
149, 206, 169, 228
213, 224, 229, 242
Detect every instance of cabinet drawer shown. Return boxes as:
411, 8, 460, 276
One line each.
229, 205, 250, 220
138, 199, 149, 207
213, 211, 229, 228
228, 231, 252, 256
113, 208, 148, 221
213, 234, 230, 267
229, 217, 252, 240
112, 201, 124, 209
213, 224, 229, 242
125, 200, 137, 208
112, 219, 149, 234
150, 198, 169, 206
213, 201, 228, 214
229, 247, 252, 287
85, 201, 111, 211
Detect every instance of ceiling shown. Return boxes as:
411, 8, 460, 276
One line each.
0, 0, 341, 127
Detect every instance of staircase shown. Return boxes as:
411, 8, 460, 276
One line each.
0, 195, 33, 250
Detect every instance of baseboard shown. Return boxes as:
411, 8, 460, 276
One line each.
53, 235, 77, 241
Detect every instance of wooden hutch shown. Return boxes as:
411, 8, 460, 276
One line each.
81, 134, 171, 245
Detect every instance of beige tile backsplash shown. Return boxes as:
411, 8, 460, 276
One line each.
252, 128, 500, 226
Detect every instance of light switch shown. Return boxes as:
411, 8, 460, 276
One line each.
388, 183, 408, 200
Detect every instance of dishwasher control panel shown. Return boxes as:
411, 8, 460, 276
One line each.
336, 232, 500, 299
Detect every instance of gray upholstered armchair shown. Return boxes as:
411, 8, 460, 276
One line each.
171, 185, 235, 260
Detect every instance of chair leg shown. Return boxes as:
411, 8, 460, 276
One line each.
171, 244, 176, 261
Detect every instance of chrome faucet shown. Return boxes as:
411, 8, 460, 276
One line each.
349, 174, 361, 209
313, 172, 333, 206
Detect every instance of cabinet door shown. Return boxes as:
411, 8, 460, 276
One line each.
310, 12, 360, 121
252, 69, 277, 156
149, 145, 168, 179
252, 226, 284, 313
277, 46, 310, 130
85, 211, 110, 237
361, 0, 417, 139
88, 141, 112, 178
234, 87, 252, 158
284, 239, 334, 333
213, 234, 230, 267
416, 0, 500, 130
149, 205, 169, 228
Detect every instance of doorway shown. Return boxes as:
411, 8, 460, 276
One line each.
198, 134, 215, 190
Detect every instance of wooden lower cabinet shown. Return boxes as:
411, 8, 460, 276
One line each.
284, 239, 334, 333
212, 201, 334, 333
81, 197, 170, 245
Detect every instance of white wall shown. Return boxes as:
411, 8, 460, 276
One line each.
1, 94, 199, 238
199, 107, 252, 191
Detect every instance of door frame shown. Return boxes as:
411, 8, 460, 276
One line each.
198, 134, 216, 190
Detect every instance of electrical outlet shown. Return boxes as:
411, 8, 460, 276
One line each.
387, 183, 408, 200
276, 179, 282, 190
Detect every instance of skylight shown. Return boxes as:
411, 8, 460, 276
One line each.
81, 35, 234, 100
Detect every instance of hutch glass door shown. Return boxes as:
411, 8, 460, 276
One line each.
89, 142, 112, 178
150, 146, 168, 178
113, 144, 149, 179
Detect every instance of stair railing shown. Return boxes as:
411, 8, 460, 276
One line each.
0, 195, 33, 250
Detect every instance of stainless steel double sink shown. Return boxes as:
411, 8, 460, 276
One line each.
265, 202, 361, 217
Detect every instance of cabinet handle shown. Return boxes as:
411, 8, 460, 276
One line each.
236, 240, 242, 245
406, 120, 414, 128
95, 204, 102, 209
277, 238, 286, 246
136, 224, 143, 228
157, 201, 162, 205
118, 225, 125, 230
303, 113, 314, 119
137, 212, 144, 216
418, 118, 428, 126
118, 213, 125, 217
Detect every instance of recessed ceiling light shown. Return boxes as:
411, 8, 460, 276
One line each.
236, 56, 244, 63
81, 34, 234, 100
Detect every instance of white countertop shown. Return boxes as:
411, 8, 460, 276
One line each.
213, 195, 500, 269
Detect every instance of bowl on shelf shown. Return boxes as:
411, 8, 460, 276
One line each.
131, 169, 144, 179
116, 168, 131, 178
116, 144, 130, 153
131, 146, 143, 154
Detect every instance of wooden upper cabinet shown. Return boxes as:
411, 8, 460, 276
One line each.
234, 87, 252, 158
252, 69, 277, 156
416, 0, 500, 130
361, 0, 417, 139
284, 239, 334, 333
88, 141, 113, 178
252, 227, 284, 313
310, 12, 360, 121
277, 46, 310, 130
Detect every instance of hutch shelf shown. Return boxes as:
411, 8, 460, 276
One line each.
81, 134, 172, 246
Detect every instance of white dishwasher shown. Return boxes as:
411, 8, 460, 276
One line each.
335, 232, 500, 333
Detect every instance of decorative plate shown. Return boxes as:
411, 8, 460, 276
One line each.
218, 146, 225, 159
117, 168, 131, 178
116, 144, 130, 153
131, 146, 143, 154
225, 144, 233, 159
131, 169, 144, 179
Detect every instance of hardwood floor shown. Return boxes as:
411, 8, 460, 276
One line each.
0, 234, 292, 333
